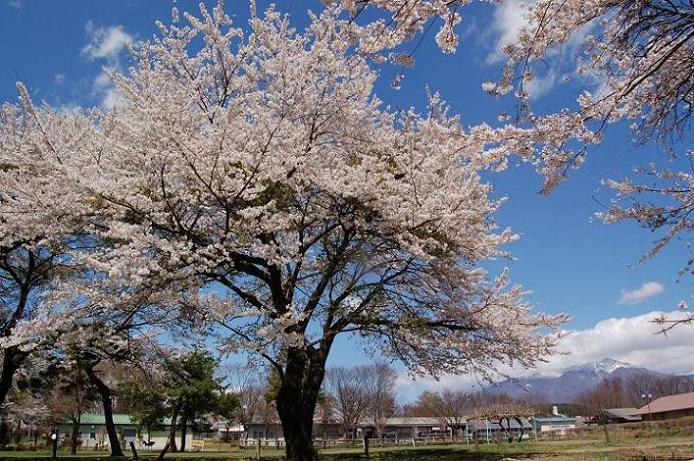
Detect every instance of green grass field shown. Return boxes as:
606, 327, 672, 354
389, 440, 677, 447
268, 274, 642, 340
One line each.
1, 435, 693, 461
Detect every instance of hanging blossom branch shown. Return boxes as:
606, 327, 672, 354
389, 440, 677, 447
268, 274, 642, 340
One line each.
597, 151, 693, 274
337, 0, 693, 281
338, 1, 693, 189
598, 150, 692, 330
653, 302, 693, 334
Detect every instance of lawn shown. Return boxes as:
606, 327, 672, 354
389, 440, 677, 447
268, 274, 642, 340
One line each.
1, 436, 693, 461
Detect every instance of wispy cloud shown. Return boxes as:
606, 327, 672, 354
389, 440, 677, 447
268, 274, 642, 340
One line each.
8, 0, 24, 9
485, 0, 595, 99
486, 0, 528, 65
81, 21, 133, 110
524, 70, 558, 99
54, 73, 65, 85
81, 21, 133, 63
619, 282, 665, 305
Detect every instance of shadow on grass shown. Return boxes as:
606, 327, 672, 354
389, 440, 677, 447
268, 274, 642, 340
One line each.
318, 448, 540, 461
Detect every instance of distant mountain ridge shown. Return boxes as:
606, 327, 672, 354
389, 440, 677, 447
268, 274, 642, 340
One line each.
486, 358, 666, 403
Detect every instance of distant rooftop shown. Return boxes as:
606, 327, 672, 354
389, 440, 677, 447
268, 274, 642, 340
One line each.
603, 408, 641, 421
60, 414, 173, 426
361, 417, 465, 427
533, 415, 576, 423
632, 392, 694, 416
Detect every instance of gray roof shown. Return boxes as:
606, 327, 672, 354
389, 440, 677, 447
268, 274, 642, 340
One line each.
359, 417, 466, 427
533, 415, 576, 423
60, 414, 173, 427
603, 408, 641, 421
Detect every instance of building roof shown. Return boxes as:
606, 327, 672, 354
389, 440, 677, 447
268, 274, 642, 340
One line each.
533, 415, 576, 424
632, 392, 694, 416
603, 408, 641, 421
60, 414, 173, 426
358, 417, 466, 427
374, 417, 440, 427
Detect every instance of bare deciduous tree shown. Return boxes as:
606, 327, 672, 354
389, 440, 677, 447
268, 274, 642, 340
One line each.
325, 366, 370, 439
364, 362, 397, 438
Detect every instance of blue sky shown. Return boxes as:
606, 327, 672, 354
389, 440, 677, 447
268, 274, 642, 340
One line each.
2, 0, 691, 395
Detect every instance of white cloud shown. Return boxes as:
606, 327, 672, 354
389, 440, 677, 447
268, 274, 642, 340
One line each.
8, 0, 23, 9
524, 70, 557, 99
54, 73, 65, 85
101, 87, 124, 111
81, 22, 133, 111
93, 70, 113, 90
619, 282, 665, 305
487, 0, 528, 65
486, 0, 596, 98
81, 21, 133, 62
57, 105, 82, 115
396, 310, 694, 401
90, 71, 124, 110
537, 309, 692, 375
485, 0, 555, 99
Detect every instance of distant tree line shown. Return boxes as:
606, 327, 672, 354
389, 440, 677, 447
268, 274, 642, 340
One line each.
576, 373, 694, 412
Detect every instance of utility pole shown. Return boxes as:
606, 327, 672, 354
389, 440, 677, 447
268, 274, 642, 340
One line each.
642, 393, 656, 437
51, 431, 58, 459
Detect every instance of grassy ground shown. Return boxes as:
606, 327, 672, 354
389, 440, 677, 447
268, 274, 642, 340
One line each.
1, 436, 693, 461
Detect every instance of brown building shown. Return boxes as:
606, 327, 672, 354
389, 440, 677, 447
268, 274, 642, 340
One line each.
632, 391, 694, 421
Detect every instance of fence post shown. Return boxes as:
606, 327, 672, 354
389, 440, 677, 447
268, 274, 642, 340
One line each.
256, 438, 261, 461
363, 435, 369, 458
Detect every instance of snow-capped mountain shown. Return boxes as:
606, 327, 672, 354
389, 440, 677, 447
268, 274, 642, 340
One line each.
485, 358, 665, 403
566, 358, 633, 376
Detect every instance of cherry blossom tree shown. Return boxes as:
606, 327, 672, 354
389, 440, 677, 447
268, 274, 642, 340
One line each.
0, 99, 91, 411
6, 3, 567, 460
1, 90, 183, 455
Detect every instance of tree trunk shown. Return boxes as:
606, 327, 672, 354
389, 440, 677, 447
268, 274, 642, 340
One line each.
0, 265, 33, 411
84, 367, 124, 457
70, 413, 82, 455
0, 347, 22, 407
179, 416, 188, 452
516, 418, 525, 444
277, 397, 316, 461
169, 401, 180, 452
275, 346, 329, 461
0, 414, 8, 448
